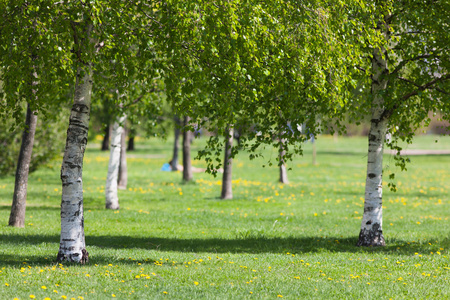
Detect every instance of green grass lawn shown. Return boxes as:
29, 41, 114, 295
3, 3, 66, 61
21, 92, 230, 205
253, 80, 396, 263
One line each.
0, 135, 449, 299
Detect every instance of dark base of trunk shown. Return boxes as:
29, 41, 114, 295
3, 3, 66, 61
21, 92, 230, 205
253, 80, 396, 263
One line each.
56, 248, 89, 264
105, 204, 120, 210
356, 224, 386, 247
220, 191, 233, 200
127, 137, 135, 151
8, 218, 25, 228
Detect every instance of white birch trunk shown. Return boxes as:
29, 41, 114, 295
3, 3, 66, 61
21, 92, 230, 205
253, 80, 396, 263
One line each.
105, 115, 126, 209
279, 138, 289, 184
57, 65, 93, 264
221, 126, 234, 199
57, 20, 94, 263
357, 42, 389, 247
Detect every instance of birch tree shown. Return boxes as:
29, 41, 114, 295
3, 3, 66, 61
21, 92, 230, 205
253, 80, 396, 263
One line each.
1, 1, 70, 227
105, 115, 126, 210
182, 116, 193, 182
221, 125, 234, 199
347, 1, 450, 246
9, 104, 37, 227
55, 1, 158, 262
279, 139, 289, 184
170, 116, 182, 171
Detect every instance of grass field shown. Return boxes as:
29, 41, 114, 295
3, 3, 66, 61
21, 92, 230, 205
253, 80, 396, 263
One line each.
0, 135, 449, 299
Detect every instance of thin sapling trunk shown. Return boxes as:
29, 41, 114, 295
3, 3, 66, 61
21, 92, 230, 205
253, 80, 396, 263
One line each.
182, 116, 193, 182
221, 126, 234, 199
9, 103, 38, 227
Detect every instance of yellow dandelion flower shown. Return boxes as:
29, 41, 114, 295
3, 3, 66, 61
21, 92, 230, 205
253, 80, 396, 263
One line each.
29, 296, 36, 299
194, 281, 199, 286
277, 295, 283, 298
163, 291, 168, 294
42, 285, 47, 289
61, 296, 67, 299
5, 283, 9, 286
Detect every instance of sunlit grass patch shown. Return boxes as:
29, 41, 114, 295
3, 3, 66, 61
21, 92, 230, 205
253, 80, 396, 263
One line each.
0, 135, 449, 299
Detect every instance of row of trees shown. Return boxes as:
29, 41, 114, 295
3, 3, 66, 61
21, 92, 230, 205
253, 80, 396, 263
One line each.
0, 0, 448, 263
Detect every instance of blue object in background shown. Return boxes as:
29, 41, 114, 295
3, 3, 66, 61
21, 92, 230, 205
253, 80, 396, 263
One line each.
161, 163, 172, 171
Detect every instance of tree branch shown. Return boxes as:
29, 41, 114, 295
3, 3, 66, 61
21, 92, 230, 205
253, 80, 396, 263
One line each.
381, 74, 450, 120
390, 54, 437, 75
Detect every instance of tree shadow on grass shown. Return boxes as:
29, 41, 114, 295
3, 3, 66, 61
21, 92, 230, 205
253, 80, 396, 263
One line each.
0, 233, 447, 267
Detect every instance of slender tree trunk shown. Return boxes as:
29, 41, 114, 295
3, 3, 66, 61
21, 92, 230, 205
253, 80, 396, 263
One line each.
182, 116, 193, 182
118, 125, 128, 190
357, 30, 390, 247
171, 116, 181, 171
9, 103, 38, 227
312, 140, 317, 166
127, 125, 135, 151
101, 123, 111, 151
279, 138, 289, 184
57, 21, 93, 264
105, 115, 126, 209
221, 126, 234, 199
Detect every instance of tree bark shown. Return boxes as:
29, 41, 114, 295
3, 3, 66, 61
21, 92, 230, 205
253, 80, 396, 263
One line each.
105, 115, 126, 209
57, 21, 93, 264
357, 28, 390, 247
221, 126, 234, 199
101, 123, 111, 151
118, 124, 128, 190
182, 116, 193, 182
312, 140, 317, 166
279, 138, 289, 184
127, 136, 135, 151
8, 103, 38, 227
171, 116, 181, 171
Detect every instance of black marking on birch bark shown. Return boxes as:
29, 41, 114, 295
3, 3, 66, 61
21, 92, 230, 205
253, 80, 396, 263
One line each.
364, 206, 375, 212
69, 120, 89, 131
72, 104, 90, 113
356, 222, 385, 247
66, 162, 81, 169
369, 134, 377, 142
56, 251, 65, 262
62, 239, 75, 242
366, 220, 372, 225
368, 173, 377, 179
